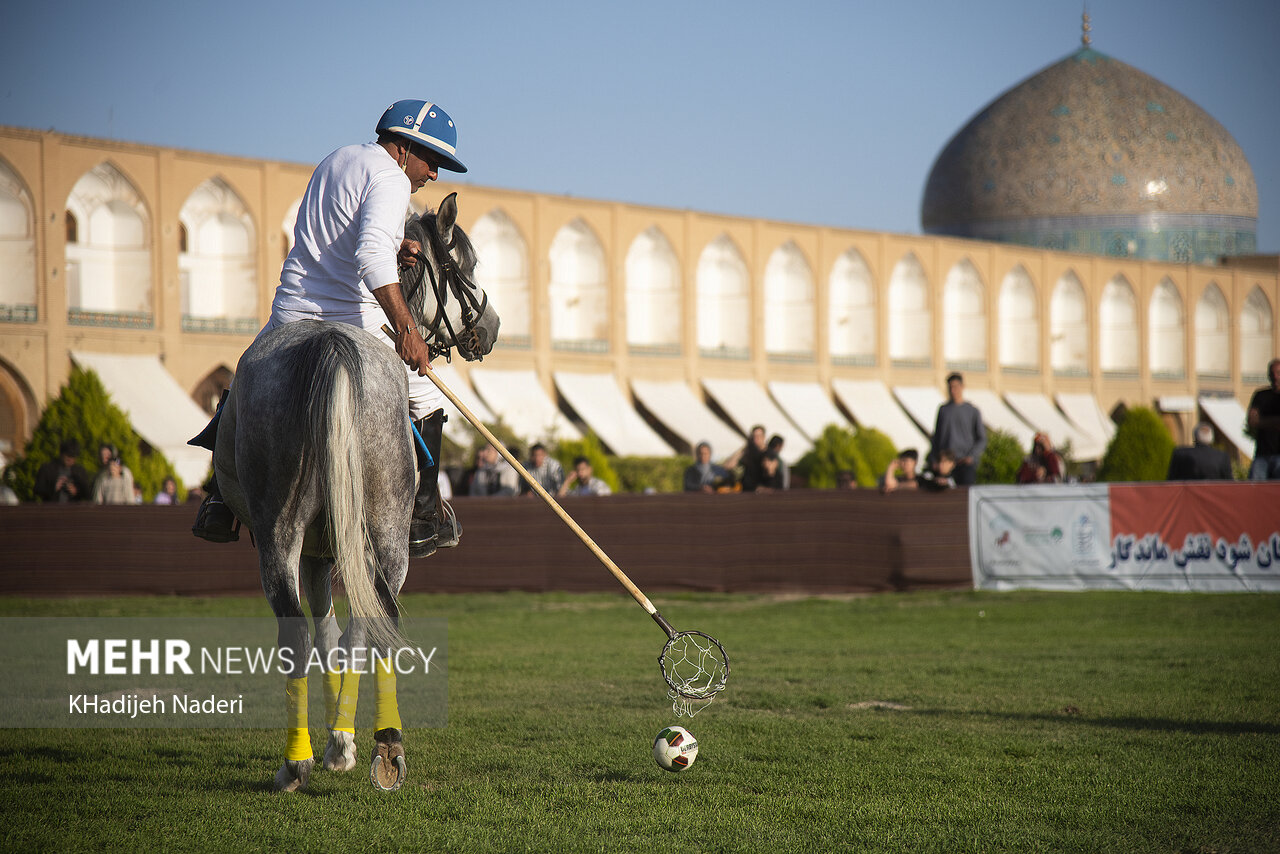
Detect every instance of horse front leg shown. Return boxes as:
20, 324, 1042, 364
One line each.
368, 549, 407, 791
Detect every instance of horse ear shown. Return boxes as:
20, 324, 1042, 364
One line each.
437, 192, 458, 246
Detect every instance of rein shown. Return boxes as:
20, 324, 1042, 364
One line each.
402, 218, 488, 362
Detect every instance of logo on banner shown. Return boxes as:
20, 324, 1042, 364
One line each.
1073, 514, 1097, 559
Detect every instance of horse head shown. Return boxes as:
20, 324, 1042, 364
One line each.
400, 192, 500, 361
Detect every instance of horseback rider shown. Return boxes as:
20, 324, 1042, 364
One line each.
191, 99, 468, 559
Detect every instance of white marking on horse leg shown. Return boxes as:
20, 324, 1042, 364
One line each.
273, 757, 315, 793
323, 729, 358, 772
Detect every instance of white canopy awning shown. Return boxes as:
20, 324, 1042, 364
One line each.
1004, 391, 1100, 460
1158, 395, 1198, 413
554, 372, 674, 457
430, 364, 497, 448
1198, 396, 1253, 459
70, 351, 213, 488
467, 368, 581, 445
964, 388, 1037, 450
891, 385, 947, 439
701, 377, 810, 464
1055, 393, 1116, 460
767, 381, 853, 442
630, 378, 742, 458
831, 379, 929, 453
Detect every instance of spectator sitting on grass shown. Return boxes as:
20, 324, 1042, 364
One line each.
559, 456, 612, 497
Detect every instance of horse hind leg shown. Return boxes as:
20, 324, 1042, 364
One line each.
301, 553, 358, 774
369, 528, 409, 791
262, 539, 316, 792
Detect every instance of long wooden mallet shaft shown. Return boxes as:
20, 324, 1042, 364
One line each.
390, 327, 675, 637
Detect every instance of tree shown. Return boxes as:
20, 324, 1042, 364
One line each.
1097, 406, 1174, 482
3, 366, 183, 502
976, 428, 1023, 484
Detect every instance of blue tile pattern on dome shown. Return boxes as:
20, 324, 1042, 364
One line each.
921, 47, 1257, 263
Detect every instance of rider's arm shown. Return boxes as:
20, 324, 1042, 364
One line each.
373, 283, 431, 375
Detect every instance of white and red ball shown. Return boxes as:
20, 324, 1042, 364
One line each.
652, 725, 698, 772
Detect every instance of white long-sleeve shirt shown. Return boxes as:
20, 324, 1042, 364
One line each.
272, 143, 410, 324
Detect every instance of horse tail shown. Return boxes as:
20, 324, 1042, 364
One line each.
304, 329, 401, 651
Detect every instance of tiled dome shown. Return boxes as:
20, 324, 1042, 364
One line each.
921, 46, 1257, 262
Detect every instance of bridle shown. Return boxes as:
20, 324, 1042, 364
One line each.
401, 216, 489, 362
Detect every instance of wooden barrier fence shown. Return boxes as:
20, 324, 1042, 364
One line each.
0, 490, 973, 597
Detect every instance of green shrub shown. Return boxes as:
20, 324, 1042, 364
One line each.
553, 433, 620, 493
794, 424, 866, 488
976, 428, 1023, 484
853, 426, 899, 487
793, 424, 896, 488
612, 456, 688, 493
3, 366, 182, 502
1097, 406, 1175, 482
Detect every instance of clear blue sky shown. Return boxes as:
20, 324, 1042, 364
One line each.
3, 0, 1278, 250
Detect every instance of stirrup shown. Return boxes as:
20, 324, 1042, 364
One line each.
436, 498, 461, 549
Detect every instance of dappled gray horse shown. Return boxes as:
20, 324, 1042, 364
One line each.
215, 193, 496, 791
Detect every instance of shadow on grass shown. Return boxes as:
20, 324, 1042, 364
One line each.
906, 707, 1280, 736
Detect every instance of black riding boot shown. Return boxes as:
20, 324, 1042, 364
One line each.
408, 410, 461, 558
189, 390, 239, 543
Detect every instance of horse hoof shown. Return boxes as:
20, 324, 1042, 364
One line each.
323, 730, 358, 772
370, 741, 406, 791
274, 758, 314, 792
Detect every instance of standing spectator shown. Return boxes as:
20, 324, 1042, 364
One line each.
1167, 423, 1233, 481
929, 373, 986, 486
1016, 433, 1065, 484
684, 442, 732, 493
33, 440, 91, 503
559, 456, 612, 497
835, 470, 858, 490
1247, 358, 1280, 480
468, 445, 519, 496
880, 449, 920, 493
523, 443, 564, 496
726, 425, 768, 492
92, 453, 135, 504
154, 477, 180, 505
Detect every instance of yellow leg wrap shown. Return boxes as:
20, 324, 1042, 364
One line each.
323, 669, 342, 729
374, 655, 402, 732
285, 677, 311, 761
332, 670, 361, 734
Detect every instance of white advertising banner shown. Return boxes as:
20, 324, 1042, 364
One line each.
969, 485, 1113, 591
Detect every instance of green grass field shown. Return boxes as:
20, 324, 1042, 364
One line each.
1, 590, 1278, 853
